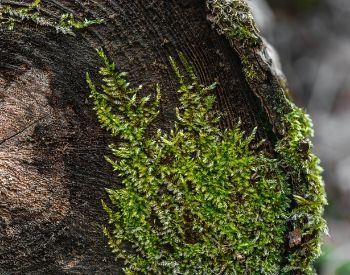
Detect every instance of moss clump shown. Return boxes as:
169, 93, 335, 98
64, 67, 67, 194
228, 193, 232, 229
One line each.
87, 50, 292, 274
242, 56, 257, 80
0, 0, 102, 34
206, 0, 261, 90
207, 1, 327, 272
206, 0, 260, 47
276, 105, 327, 274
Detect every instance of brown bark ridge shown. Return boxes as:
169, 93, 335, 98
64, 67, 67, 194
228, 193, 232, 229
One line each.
1, 0, 279, 273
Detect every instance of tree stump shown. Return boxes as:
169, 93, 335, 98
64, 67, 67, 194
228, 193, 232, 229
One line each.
0, 0, 326, 274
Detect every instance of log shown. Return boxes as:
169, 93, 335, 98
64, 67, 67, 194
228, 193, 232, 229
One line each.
0, 0, 326, 274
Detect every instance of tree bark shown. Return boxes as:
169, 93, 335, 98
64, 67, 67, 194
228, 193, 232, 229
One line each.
0, 0, 322, 274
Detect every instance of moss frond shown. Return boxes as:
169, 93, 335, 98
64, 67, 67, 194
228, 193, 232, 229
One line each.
276, 105, 327, 274
0, 0, 102, 34
88, 50, 292, 274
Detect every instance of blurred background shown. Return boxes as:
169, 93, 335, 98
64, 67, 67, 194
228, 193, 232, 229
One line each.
249, 0, 350, 274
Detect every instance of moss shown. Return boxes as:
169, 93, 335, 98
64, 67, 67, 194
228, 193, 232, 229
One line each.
206, 0, 260, 47
206, 0, 261, 86
241, 56, 257, 80
207, 1, 327, 272
276, 105, 327, 274
231, 26, 259, 47
87, 50, 293, 274
0, 0, 102, 35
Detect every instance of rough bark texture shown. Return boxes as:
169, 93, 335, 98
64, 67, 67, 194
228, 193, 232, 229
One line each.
0, 0, 294, 273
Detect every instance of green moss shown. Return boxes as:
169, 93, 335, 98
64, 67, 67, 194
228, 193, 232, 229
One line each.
0, 0, 102, 34
206, 0, 260, 47
87, 50, 292, 274
276, 105, 327, 274
231, 26, 259, 47
241, 56, 257, 80
207, 1, 327, 272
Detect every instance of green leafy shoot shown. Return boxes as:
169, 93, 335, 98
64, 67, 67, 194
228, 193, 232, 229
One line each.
87, 49, 291, 274
0, 0, 103, 34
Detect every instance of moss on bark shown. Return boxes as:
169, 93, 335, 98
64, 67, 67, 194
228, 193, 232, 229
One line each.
207, 0, 327, 273
88, 49, 292, 274
0, 0, 326, 273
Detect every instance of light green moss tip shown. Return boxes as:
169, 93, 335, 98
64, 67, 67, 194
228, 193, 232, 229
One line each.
242, 56, 257, 80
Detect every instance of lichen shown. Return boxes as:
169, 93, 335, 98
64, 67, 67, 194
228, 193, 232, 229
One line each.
0, 0, 103, 35
87, 49, 293, 274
